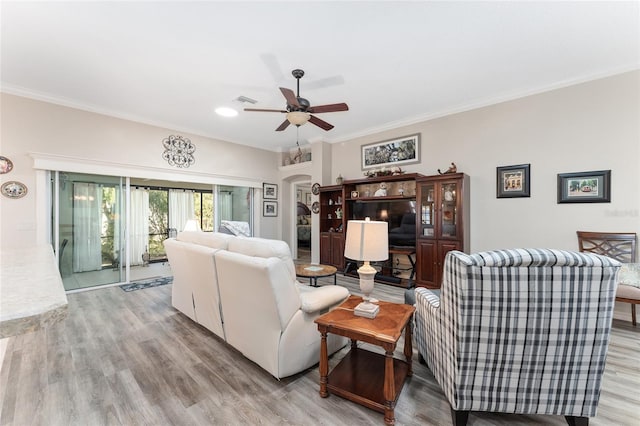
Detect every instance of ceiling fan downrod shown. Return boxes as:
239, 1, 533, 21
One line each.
292, 69, 304, 98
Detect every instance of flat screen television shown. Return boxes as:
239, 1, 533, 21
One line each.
348, 199, 416, 247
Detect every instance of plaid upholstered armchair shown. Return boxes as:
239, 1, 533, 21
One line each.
414, 248, 621, 426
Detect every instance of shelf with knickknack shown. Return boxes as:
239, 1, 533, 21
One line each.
343, 173, 423, 201
318, 185, 346, 269
415, 172, 470, 289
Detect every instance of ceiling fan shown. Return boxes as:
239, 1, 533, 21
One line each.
244, 69, 349, 132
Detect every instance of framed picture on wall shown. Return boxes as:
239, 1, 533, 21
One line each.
496, 164, 531, 198
557, 170, 611, 203
296, 190, 302, 202
263, 201, 278, 217
263, 183, 278, 199
305, 192, 312, 206
361, 133, 420, 170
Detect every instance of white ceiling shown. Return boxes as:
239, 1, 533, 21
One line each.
1, 1, 638, 153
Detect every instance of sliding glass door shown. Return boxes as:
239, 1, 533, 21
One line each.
217, 185, 252, 231
52, 173, 254, 292
56, 172, 125, 290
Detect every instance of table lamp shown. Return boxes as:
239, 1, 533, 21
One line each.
183, 219, 201, 232
344, 217, 388, 318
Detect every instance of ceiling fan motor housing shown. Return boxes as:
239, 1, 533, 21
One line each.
291, 97, 310, 111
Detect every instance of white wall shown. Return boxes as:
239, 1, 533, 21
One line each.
331, 71, 640, 253
2, 71, 638, 255
0, 93, 279, 248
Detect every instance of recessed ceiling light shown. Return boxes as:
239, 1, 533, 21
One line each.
215, 107, 238, 117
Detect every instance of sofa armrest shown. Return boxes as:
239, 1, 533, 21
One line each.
298, 285, 349, 314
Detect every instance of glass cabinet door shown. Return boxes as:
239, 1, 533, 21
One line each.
420, 183, 435, 237
440, 181, 458, 238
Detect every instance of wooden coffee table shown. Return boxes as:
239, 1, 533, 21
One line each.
315, 295, 415, 425
295, 263, 337, 286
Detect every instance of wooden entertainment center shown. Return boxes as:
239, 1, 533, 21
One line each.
319, 172, 469, 289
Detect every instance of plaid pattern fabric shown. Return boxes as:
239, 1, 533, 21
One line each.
415, 248, 620, 418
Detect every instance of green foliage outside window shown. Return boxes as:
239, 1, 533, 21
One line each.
149, 189, 168, 258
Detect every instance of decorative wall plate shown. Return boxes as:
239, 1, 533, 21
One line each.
311, 182, 320, 195
1, 181, 28, 199
311, 201, 320, 214
0, 156, 14, 174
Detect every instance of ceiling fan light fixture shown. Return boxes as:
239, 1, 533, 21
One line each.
286, 111, 310, 126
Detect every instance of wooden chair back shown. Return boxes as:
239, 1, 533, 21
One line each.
577, 231, 637, 263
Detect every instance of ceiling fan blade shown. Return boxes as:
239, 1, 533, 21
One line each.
280, 87, 300, 108
304, 75, 345, 90
308, 103, 349, 114
244, 108, 287, 113
309, 115, 334, 131
275, 120, 290, 131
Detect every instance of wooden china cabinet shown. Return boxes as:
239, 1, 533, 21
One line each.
318, 185, 346, 269
415, 173, 470, 288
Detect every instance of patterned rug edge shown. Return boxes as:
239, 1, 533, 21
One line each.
120, 276, 174, 292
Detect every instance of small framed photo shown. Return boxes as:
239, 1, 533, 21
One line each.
263, 183, 278, 199
296, 190, 302, 202
497, 164, 530, 198
305, 192, 312, 205
263, 201, 278, 217
351, 190, 359, 198
557, 170, 611, 203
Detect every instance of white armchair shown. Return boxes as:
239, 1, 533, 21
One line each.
215, 250, 348, 379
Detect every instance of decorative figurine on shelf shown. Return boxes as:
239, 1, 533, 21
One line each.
336, 174, 344, 185
398, 183, 405, 196
374, 182, 388, 197
438, 162, 457, 174
336, 207, 343, 219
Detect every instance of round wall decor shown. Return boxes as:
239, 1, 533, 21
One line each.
162, 135, 196, 168
0, 156, 14, 174
311, 201, 320, 214
1, 181, 28, 199
311, 182, 320, 195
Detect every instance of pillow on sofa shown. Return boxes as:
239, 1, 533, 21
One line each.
220, 220, 251, 237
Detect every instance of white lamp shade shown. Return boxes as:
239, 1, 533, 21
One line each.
183, 219, 201, 232
344, 218, 388, 261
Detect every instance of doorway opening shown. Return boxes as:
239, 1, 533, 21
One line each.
294, 182, 312, 263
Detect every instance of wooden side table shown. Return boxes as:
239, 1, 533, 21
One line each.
295, 263, 337, 286
315, 296, 415, 425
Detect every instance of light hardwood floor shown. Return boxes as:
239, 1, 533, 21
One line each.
1, 275, 638, 426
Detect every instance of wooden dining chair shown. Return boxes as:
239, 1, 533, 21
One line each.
577, 231, 638, 325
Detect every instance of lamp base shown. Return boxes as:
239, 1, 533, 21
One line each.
354, 301, 380, 319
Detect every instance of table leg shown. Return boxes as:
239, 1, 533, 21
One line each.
404, 316, 413, 376
319, 330, 329, 398
333, 273, 337, 285
384, 348, 396, 425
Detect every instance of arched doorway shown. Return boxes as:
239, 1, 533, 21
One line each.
294, 181, 312, 262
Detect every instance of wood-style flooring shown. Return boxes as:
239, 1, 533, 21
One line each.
1, 274, 638, 426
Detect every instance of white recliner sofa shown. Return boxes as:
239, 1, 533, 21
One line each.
163, 231, 349, 379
